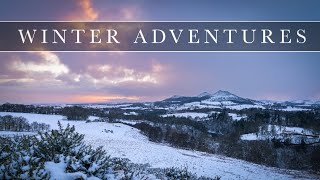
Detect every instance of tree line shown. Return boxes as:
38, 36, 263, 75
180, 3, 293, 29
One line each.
0, 115, 49, 132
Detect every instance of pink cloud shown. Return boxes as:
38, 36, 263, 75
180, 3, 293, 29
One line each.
65, 0, 98, 21
0, 51, 173, 103
63, 1, 142, 21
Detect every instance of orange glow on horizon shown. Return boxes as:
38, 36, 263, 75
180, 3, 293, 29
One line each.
70, 94, 140, 103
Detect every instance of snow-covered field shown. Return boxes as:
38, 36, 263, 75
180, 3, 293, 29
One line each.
84, 104, 133, 109
278, 107, 311, 112
226, 104, 265, 110
241, 125, 319, 144
228, 113, 247, 121
0, 112, 318, 179
172, 102, 221, 110
201, 100, 224, 106
121, 107, 149, 110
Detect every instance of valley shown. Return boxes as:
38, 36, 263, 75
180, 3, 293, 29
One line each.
1, 90, 320, 179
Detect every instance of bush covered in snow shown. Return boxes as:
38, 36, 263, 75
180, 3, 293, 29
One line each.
0, 122, 129, 179
162, 167, 193, 179
0, 121, 215, 179
0, 135, 49, 179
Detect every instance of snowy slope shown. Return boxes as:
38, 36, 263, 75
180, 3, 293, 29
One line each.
197, 92, 211, 97
208, 90, 244, 101
0, 112, 318, 180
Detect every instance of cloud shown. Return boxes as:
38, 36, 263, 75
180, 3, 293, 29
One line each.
117, 6, 141, 21
65, 0, 98, 21
11, 52, 69, 78
86, 65, 158, 85
64, 1, 142, 21
0, 51, 171, 103
69, 94, 140, 103
55, 60, 163, 95
0, 52, 69, 92
13, 52, 167, 89
0, 78, 34, 87
78, 0, 99, 20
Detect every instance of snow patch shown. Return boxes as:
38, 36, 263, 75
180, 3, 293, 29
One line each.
228, 113, 247, 121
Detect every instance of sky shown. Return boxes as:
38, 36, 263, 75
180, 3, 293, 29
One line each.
0, 0, 320, 104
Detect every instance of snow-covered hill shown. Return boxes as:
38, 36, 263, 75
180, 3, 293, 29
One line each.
156, 90, 319, 111
205, 90, 249, 102
0, 112, 318, 180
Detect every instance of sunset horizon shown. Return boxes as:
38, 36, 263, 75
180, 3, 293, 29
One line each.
1, 1, 320, 179
1, 1, 320, 104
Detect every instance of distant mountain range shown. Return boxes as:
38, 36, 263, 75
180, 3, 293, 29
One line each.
30, 90, 320, 111
156, 90, 320, 110
163, 90, 256, 104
